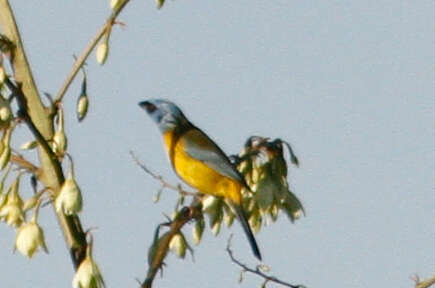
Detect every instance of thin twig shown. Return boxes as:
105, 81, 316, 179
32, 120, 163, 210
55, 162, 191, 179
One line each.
130, 150, 196, 196
54, 0, 131, 103
413, 274, 435, 288
226, 235, 305, 288
10, 154, 39, 173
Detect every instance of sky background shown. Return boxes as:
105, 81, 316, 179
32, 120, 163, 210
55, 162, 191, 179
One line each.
0, 1, 434, 287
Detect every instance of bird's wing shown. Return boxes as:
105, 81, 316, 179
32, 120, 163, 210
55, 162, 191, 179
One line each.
181, 128, 245, 183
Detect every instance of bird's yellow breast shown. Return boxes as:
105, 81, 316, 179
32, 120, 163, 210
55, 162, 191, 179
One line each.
163, 131, 241, 204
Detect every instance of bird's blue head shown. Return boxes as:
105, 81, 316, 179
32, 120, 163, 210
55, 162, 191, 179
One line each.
139, 99, 188, 133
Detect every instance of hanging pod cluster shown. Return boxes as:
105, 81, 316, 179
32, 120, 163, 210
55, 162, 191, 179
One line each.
236, 136, 305, 230
192, 136, 303, 239
0, 173, 25, 227
0, 169, 48, 258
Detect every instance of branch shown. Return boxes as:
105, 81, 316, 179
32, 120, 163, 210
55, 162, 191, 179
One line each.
0, 0, 47, 128
130, 150, 196, 197
226, 236, 305, 288
413, 274, 435, 288
54, 0, 131, 103
142, 201, 202, 288
5, 78, 61, 175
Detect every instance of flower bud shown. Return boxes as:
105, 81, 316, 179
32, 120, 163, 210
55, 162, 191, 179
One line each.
201, 195, 219, 212
269, 204, 279, 222
0, 95, 12, 130
0, 66, 6, 84
76, 70, 89, 122
192, 217, 204, 245
56, 156, 82, 215
110, 0, 122, 10
52, 131, 67, 156
14, 216, 48, 258
76, 94, 89, 122
72, 238, 105, 288
0, 175, 24, 227
248, 210, 262, 234
169, 233, 187, 258
211, 220, 221, 236
55, 172, 82, 215
52, 106, 67, 156
251, 167, 261, 183
0, 106, 11, 123
96, 41, 109, 65
223, 209, 235, 227
156, 0, 165, 9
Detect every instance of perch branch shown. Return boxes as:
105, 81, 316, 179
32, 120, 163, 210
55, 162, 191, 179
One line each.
142, 201, 202, 288
130, 150, 196, 196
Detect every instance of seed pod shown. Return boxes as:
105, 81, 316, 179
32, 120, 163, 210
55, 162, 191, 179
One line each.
55, 156, 82, 215
0, 66, 5, 84
0, 106, 11, 123
211, 220, 221, 236
269, 203, 279, 222
156, 0, 165, 9
52, 106, 67, 156
201, 195, 219, 212
96, 41, 109, 65
14, 220, 47, 258
248, 209, 262, 234
0, 96, 12, 129
72, 234, 105, 288
223, 204, 235, 227
76, 70, 89, 122
0, 174, 24, 227
76, 94, 89, 122
251, 166, 261, 184
110, 0, 122, 10
169, 233, 187, 258
192, 217, 204, 245
14, 199, 48, 258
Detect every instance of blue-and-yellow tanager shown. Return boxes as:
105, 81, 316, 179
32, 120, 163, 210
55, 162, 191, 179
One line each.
139, 99, 262, 260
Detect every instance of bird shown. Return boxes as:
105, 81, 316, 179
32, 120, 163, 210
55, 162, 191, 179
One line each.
139, 99, 262, 260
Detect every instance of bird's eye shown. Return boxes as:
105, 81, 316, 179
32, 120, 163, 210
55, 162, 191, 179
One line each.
146, 103, 156, 113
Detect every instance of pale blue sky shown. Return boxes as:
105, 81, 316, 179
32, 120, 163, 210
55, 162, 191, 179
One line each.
0, 1, 434, 287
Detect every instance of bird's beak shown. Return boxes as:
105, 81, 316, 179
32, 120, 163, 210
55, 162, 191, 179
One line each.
138, 101, 156, 113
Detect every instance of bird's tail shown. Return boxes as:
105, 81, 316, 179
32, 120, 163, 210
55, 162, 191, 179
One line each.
233, 204, 262, 261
